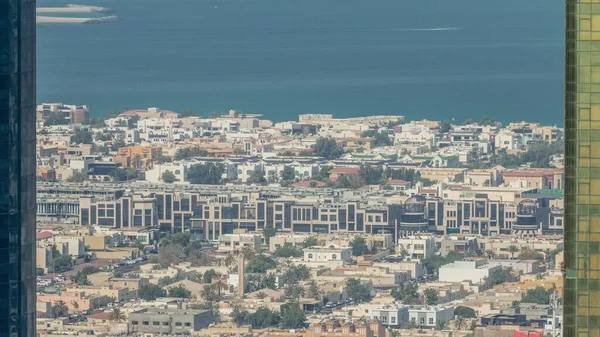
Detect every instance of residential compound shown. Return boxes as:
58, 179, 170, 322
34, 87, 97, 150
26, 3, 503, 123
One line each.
38, 180, 563, 239
33, 109, 566, 336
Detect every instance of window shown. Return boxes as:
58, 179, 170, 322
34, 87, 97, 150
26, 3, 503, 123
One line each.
391, 317, 396, 324
429, 318, 434, 325
275, 205, 283, 211
184, 323, 191, 327
153, 321, 160, 326
308, 253, 313, 259
331, 254, 337, 260
162, 322, 169, 326
175, 322, 182, 326
132, 321, 138, 325
420, 317, 425, 324
142, 321, 149, 326
382, 316, 387, 323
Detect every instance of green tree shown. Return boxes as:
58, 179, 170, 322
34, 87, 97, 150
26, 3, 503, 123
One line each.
281, 166, 296, 182
246, 255, 277, 274
71, 266, 100, 285
162, 170, 177, 183
454, 306, 477, 318
312, 137, 343, 159
234, 148, 247, 155
45, 112, 69, 126
421, 251, 464, 275
71, 128, 93, 144
52, 254, 73, 272
203, 269, 218, 283
359, 165, 384, 185
132, 154, 142, 169
424, 288, 439, 305
350, 237, 369, 256
282, 265, 310, 285
263, 226, 277, 245
231, 304, 249, 326
485, 249, 494, 259
318, 165, 334, 180
280, 302, 306, 329
436, 320, 448, 331
248, 168, 267, 184
522, 287, 551, 304
479, 115, 497, 126
138, 284, 167, 300
390, 282, 420, 304
274, 244, 303, 258
507, 245, 520, 259
346, 278, 370, 303
187, 163, 224, 184
52, 300, 69, 317
67, 171, 87, 183
109, 308, 126, 322
518, 247, 542, 260
175, 147, 209, 160
440, 120, 453, 133
454, 317, 466, 330
307, 280, 320, 299
168, 285, 192, 298
487, 267, 512, 286
89, 118, 106, 128
362, 130, 391, 147
301, 236, 318, 248
244, 307, 281, 329
285, 284, 305, 301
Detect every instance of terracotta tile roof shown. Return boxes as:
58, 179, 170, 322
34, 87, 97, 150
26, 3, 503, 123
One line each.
329, 167, 360, 174
88, 312, 112, 320
388, 179, 410, 185
36, 231, 54, 240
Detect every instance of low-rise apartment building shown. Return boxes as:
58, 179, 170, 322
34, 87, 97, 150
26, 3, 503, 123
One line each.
408, 306, 455, 328
439, 259, 502, 283
128, 309, 212, 333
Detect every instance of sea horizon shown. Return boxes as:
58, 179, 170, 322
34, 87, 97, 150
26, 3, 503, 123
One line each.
37, 0, 564, 125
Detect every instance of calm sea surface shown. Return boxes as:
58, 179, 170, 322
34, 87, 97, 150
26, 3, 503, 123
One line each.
37, 0, 564, 124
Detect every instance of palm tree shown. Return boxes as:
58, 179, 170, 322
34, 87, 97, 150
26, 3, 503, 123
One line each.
388, 329, 401, 337
485, 249, 494, 259
109, 307, 125, 322
132, 154, 142, 169
435, 320, 448, 331
202, 284, 216, 301
455, 317, 466, 330
211, 273, 229, 300
307, 280, 320, 299
256, 291, 268, 299
52, 300, 69, 317
507, 245, 519, 259
71, 301, 79, 311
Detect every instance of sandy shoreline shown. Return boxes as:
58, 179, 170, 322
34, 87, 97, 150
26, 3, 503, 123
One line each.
37, 15, 118, 24
37, 16, 89, 23
36, 5, 110, 13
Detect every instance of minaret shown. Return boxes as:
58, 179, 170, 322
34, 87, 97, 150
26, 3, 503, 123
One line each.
238, 254, 245, 296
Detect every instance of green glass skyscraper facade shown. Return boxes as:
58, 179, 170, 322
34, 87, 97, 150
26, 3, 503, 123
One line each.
0, 0, 37, 336
566, 2, 600, 337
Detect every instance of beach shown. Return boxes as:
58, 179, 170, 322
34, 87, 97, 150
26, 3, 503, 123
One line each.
36, 5, 109, 13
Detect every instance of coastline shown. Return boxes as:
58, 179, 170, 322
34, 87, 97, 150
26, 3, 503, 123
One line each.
37, 15, 119, 24
36, 5, 111, 13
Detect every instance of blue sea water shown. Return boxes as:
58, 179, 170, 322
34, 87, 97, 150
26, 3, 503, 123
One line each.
36, 0, 564, 124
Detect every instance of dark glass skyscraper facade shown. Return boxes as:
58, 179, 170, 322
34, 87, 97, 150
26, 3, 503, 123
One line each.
0, 0, 37, 336
565, 2, 600, 337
